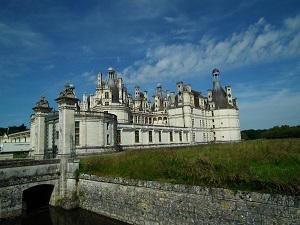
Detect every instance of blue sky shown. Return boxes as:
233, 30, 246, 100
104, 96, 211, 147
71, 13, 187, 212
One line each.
0, 0, 299, 130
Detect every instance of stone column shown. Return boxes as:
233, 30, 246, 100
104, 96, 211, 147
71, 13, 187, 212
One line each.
55, 83, 79, 201
55, 83, 79, 157
32, 95, 52, 159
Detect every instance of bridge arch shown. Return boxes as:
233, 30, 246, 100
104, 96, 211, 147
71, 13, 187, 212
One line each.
22, 184, 55, 213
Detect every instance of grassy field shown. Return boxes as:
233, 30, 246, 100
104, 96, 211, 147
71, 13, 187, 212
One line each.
79, 139, 300, 196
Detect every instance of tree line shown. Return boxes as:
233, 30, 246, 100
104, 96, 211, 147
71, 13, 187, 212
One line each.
241, 125, 300, 140
0, 124, 28, 136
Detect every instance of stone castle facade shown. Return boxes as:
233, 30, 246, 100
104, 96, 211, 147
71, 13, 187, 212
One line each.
30, 67, 240, 158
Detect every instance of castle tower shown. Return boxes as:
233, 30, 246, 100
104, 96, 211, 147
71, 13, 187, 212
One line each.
107, 66, 119, 103
226, 86, 233, 105
177, 81, 183, 106
55, 83, 79, 156
143, 91, 148, 101
97, 71, 102, 88
135, 86, 140, 99
182, 90, 191, 128
210, 68, 241, 142
32, 95, 53, 159
82, 92, 88, 111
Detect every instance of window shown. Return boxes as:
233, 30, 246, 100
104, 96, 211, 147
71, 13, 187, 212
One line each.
117, 130, 121, 144
192, 119, 194, 127
107, 122, 109, 130
105, 102, 109, 105
135, 130, 139, 143
149, 131, 153, 143
105, 92, 109, 99
170, 131, 173, 142
179, 132, 182, 142
75, 121, 80, 146
159, 131, 162, 142
107, 134, 110, 145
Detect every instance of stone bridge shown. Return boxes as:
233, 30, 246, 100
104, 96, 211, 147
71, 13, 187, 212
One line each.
0, 158, 79, 219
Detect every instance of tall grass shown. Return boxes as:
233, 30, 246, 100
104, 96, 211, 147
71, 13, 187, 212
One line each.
80, 139, 300, 195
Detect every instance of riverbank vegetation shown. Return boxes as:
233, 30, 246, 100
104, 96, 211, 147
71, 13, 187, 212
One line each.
79, 138, 300, 196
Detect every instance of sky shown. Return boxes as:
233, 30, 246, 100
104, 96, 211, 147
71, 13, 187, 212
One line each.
0, 0, 300, 130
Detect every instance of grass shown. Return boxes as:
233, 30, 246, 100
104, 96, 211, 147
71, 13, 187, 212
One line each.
79, 139, 300, 196
13, 152, 29, 159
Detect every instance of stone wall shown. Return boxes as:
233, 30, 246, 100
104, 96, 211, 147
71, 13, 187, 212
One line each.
78, 174, 300, 225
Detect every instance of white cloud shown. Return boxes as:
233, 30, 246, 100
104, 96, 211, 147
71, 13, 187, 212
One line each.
44, 64, 55, 70
81, 71, 96, 83
0, 23, 46, 50
81, 45, 93, 54
121, 14, 300, 85
239, 88, 300, 130
234, 69, 300, 130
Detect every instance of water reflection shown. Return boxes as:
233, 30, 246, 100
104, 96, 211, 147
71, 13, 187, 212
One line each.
1, 207, 129, 225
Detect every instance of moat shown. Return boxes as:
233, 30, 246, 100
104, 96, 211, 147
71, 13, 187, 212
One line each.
0, 206, 129, 225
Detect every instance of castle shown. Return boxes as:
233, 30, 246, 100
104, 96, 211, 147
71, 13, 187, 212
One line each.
29, 67, 241, 158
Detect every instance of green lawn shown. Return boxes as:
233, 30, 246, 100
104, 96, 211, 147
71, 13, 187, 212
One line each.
79, 139, 300, 195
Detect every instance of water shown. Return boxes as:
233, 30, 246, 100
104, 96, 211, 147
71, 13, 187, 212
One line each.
0, 206, 130, 225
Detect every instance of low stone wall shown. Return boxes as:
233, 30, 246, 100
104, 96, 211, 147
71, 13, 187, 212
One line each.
78, 174, 300, 225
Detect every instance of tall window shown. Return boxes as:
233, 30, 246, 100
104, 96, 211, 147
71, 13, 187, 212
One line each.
135, 130, 139, 143
117, 130, 121, 144
107, 134, 110, 145
75, 121, 80, 146
179, 131, 182, 142
170, 131, 173, 142
159, 131, 162, 142
149, 131, 153, 143
105, 92, 109, 99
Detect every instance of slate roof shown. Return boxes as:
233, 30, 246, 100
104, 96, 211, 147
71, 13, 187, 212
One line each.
212, 80, 228, 109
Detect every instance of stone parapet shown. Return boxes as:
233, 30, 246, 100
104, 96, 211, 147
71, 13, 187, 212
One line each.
78, 174, 300, 225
